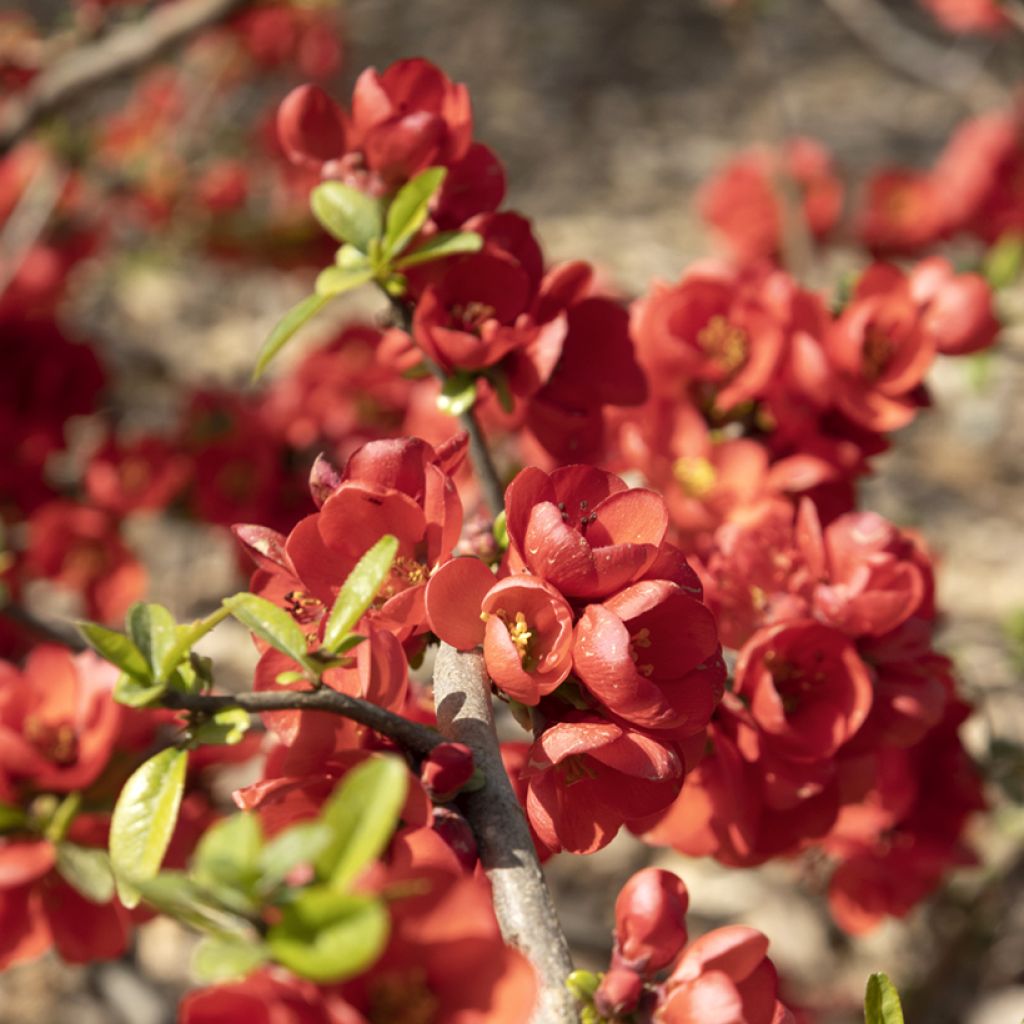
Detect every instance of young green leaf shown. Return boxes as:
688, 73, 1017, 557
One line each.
192, 935, 267, 984
983, 231, 1024, 289
864, 972, 905, 1024
189, 707, 251, 746
109, 746, 189, 908
258, 821, 334, 892
322, 534, 398, 653
77, 622, 150, 680
394, 229, 483, 269
0, 802, 26, 832
124, 603, 179, 681
193, 813, 263, 893
383, 166, 447, 258
316, 755, 408, 890
267, 887, 389, 983
134, 872, 254, 940
113, 672, 171, 709
314, 264, 375, 298
55, 843, 116, 905
254, 292, 331, 382
310, 182, 383, 251
436, 373, 477, 417
222, 594, 313, 672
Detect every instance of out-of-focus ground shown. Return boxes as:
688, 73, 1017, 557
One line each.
3, 1, 1024, 1022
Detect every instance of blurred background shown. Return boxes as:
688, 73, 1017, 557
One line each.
1, 1, 1024, 1022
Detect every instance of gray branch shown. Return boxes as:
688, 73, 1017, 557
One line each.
433, 643, 578, 1024
0, 0, 252, 154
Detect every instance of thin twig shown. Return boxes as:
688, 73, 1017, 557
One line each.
0, 0, 252, 155
0, 159, 67, 300
163, 687, 443, 756
433, 643, 578, 1024
820, 0, 1007, 113
1, 604, 85, 651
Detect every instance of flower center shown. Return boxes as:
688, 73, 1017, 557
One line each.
862, 327, 892, 381
368, 969, 439, 1024
24, 717, 78, 765
484, 608, 537, 669
673, 456, 717, 498
697, 315, 748, 374
629, 627, 654, 678
451, 300, 496, 334
556, 754, 597, 787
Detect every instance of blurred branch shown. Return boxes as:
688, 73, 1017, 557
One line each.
433, 643, 578, 1024
0, 0, 253, 155
820, 0, 1007, 112
0, 159, 66, 299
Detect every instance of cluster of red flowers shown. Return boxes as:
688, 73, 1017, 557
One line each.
0, 25, 1008, 1022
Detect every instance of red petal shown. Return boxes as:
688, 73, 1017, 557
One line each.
425, 558, 494, 650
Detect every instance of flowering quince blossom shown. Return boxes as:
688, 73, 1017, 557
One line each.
698, 137, 844, 264
237, 434, 467, 640
919, 0, 1011, 33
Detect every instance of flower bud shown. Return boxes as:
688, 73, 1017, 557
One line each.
421, 742, 475, 800
613, 868, 689, 974
432, 806, 478, 871
593, 967, 643, 1018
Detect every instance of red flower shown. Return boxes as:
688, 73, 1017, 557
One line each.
504, 465, 668, 600
733, 621, 874, 763
22, 501, 146, 623
908, 256, 1000, 357
632, 266, 785, 413
919, 0, 1010, 33
522, 715, 686, 854
698, 138, 843, 264
0, 646, 123, 795
277, 83, 347, 169
572, 580, 722, 733
426, 557, 575, 705
826, 264, 935, 432
657, 925, 791, 1024
857, 170, 945, 256
84, 435, 190, 515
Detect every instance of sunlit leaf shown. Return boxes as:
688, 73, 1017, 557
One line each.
310, 182, 383, 251
383, 166, 447, 258
322, 534, 398, 653
254, 293, 331, 381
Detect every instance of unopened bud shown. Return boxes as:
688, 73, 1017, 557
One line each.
421, 742, 475, 800
432, 806, 478, 871
613, 868, 689, 975
593, 967, 643, 1018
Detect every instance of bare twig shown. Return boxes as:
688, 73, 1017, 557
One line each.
433, 643, 578, 1024
0, 158, 66, 300
0, 0, 252, 155
1, 604, 86, 651
162, 687, 443, 756
820, 0, 1007, 113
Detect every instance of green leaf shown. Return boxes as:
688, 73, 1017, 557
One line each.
383, 166, 447, 258
566, 969, 601, 1002
864, 972, 905, 1024
193, 813, 263, 893
314, 264, 375, 298
492, 509, 508, 551
983, 231, 1024, 289
113, 672, 170, 709
254, 293, 331, 382
436, 373, 477, 417
322, 534, 398, 653
394, 229, 483, 269
316, 755, 408, 890
267, 887, 389, 983
134, 872, 254, 939
190, 707, 251, 746
77, 622, 150, 680
125, 603, 179, 682
259, 821, 334, 891
192, 935, 267, 984
222, 594, 313, 672
55, 843, 116, 904
310, 182, 383, 251
109, 746, 189, 908
0, 802, 26, 832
